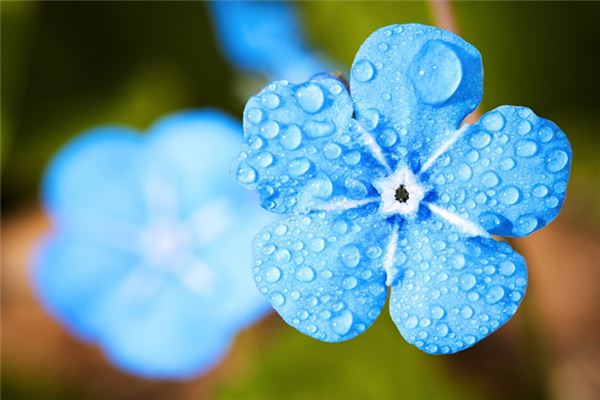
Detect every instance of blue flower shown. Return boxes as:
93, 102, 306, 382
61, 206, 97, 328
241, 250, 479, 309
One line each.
209, 1, 327, 82
33, 110, 275, 377
235, 24, 572, 353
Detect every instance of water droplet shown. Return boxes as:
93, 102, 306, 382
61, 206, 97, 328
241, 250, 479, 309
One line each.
485, 285, 505, 304
236, 162, 257, 184
255, 151, 273, 167
340, 245, 361, 268
274, 249, 291, 264
352, 60, 375, 82
481, 171, 500, 187
288, 158, 312, 177
248, 135, 263, 150
518, 121, 532, 135
409, 40, 463, 105
259, 120, 280, 139
499, 186, 520, 205
459, 273, 476, 291
482, 111, 505, 131
431, 306, 446, 319
378, 42, 389, 52
532, 184, 549, 198
280, 124, 302, 150
469, 131, 492, 149
246, 108, 264, 124
516, 215, 538, 235
545, 149, 569, 172
270, 292, 285, 306
378, 129, 397, 148
304, 120, 335, 138
456, 164, 472, 181
261, 93, 280, 109
343, 151, 361, 166
499, 157, 515, 171
460, 305, 474, 319
295, 83, 325, 113
306, 176, 333, 199
515, 139, 538, 157
331, 310, 354, 335
451, 253, 466, 269
295, 266, 316, 282
323, 142, 342, 159
310, 237, 326, 253
406, 315, 419, 329
545, 196, 559, 208
538, 126, 554, 143
274, 224, 287, 236
265, 266, 282, 283
499, 260, 516, 276
342, 276, 358, 290
360, 108, 380, 131
436, 323, 449, 337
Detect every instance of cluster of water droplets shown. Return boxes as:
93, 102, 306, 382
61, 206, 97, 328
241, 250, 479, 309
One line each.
389, 218, 527, 354
426, 105, 571, 237
252, 208, 391, 341
237, 77, 385, 214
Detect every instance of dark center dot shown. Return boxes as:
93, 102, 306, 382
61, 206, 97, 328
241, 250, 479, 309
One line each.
395, 185, 410, 203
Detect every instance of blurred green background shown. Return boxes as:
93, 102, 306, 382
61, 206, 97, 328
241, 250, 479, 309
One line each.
2, 2, 599, 399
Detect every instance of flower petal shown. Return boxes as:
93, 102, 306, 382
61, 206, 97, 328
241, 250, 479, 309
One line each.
238, 76, 388, 214
43, 128, 146, 235
425, 105, 572, 237
32, 233, 137, 340
389, 215, 527, 354
350, 23, 483, 170
253, 206, 391, 342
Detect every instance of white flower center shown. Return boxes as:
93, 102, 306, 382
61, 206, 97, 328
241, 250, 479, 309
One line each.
373, 166, 426, 218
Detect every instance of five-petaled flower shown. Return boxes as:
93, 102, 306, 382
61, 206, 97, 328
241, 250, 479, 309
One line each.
235, 24, 572, 354
34, 111, 273, 377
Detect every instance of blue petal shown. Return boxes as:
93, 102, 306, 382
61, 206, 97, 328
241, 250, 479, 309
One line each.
97, 279, 234, 378
253, 205, 391, 342
350, 24, 483, 170
425, 106, 572, 237
32, 233, 137, 340
209, 1, 326, 82
238, 76, 388, 214
43, 128, 146, 235
389, 215, 527, 354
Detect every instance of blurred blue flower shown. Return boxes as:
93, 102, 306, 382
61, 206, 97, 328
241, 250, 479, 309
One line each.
209, 1, 326, 82
235, 24, 572, 353
33, 110, 274, 378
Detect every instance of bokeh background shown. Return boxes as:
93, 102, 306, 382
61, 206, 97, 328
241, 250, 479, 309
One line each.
2, 1, 599, 399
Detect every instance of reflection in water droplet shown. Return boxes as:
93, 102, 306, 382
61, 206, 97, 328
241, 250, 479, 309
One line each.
545, 149, 569, 172
352, 60, 375, 82
515, 139, 538, 157
295, 83, 325, 114
280, 124, 302, 150
331, 310, 354, 335
236, 162, 257, 184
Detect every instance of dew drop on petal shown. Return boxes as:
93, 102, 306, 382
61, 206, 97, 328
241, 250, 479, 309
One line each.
352, 59, 375, 82
340, 245, 361, 268
288, 158, 312, 177
295, 266, 316, 282
331, 310, 354, 335
545, 149, 569, 172
485, 285, 505, 304
280, 124, 302, 150
264, 266, 282, 283
515, 139, 538, 157
499, 186, 520, 205
236, 162, 257, 184
295, 83, 325, 113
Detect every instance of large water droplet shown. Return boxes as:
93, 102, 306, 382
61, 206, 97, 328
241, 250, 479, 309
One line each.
246, 108, 264, 124
482, 111, 505, 131
255, 151, 273, 167
545, 149, 569, 172
499, 260, 516, 276
352, 60, 375, 82
331, 310, 354, 335
259, 120, 280, 139
288, 158, 312, 177
360, 108, 380, 131
499, 186, 520, 205
342, 276, 358, 290
304, 120, 335, 138
459, 273, 476, 291
532, 184, 549, 198
295, 266, 316, 282
310, 237, 326, 253
460, 305, 474, 319
280, 124, 302, 150
261, 93, 280, 110
405, 315, 419, 329
323, 142, 342, 159
469, 131, 492, 149
481, 171, 500, 187
456, 164, 473, 181
236, 162, 257, 184
515, 139, 538, 157
270, 291, 285, 306
485, 285, 505, 304
295, 83, 325, 113
265, 266, 282, 283
431, 306, 446, 320
274, 249, 291, 264
340, 245, 361, 268
408, 40, 463, 105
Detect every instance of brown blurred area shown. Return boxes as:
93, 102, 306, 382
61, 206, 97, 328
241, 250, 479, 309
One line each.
2, 198, 599, 399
